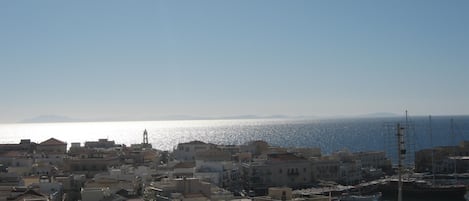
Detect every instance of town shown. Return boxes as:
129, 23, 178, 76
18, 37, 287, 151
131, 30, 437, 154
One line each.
0, 130, 468, 201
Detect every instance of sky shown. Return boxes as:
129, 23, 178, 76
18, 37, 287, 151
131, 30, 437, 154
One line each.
1, 0, 469, 123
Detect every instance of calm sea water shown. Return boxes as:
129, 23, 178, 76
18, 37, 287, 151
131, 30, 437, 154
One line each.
1, 116, 469, 200
1, 116, 469, 157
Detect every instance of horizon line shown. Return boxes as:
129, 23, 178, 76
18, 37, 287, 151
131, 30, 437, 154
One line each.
5, 113, 469, 124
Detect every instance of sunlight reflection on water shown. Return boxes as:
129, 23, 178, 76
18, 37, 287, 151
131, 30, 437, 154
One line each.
1, 117, 468, 155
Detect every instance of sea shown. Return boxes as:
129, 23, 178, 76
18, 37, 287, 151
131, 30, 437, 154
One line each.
1, 116, 469, 163
1, 116, 469, 201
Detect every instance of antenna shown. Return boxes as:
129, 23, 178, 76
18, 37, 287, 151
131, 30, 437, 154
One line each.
451, 118, 455, 145
401, 110, 416, 166
397, 123, 405, 201
451, 118, 457, 174
429, 115, 435, 183
405, 110, 408, 124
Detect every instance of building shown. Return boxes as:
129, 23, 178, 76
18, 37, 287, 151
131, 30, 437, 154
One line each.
84, 139, 119, 149
171, 162, 196, 178
145, 178, 212, 200
84, 165, 146, 199
0, 139, 36, 154
415, 141, 469, 173
36, 138, 67, 155
0, 151, 34, 176
311, 156, 340, 182
0, 172, 24, 186
194, 150, 235, 188
288, 147, 322, 159
6, 188, 50, 201
173, 141, 215, 161
338, 160, 361, 185
64, 157, 120, 178
81, 187, 126, 201
267, 187, 292, 200
354, 151, 392, 174
330, 150, 365, 185
55, 174, 86, 201
145, 177, 234, 201
28, 176, 63, 201
241, 141, 270, 157
253, 187, 330, 201
242, 153, 313, 195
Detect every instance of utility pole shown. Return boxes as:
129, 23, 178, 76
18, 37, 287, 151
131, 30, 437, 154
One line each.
397, 123, 405, 201
429, 115, 435, 184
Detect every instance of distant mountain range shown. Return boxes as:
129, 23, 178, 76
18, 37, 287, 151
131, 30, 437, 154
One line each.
20, 115, 83, 123
359, 112, 400, 118
14, 112, 468, 123
19, 113, 401, 123
20, 114, 293, 123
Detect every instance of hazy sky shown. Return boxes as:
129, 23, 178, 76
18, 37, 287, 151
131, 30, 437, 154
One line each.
1, 0, 468, 122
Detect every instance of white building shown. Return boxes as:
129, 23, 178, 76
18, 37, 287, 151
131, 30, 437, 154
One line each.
195, 160, 234, 187
171, 162, 196, 178
29, 178, 63, 201
311, 156, 340, 182
242, 153, 312, 194
81, 187, 126, 201
145, 177, 233, 201
173, 141, 215, 161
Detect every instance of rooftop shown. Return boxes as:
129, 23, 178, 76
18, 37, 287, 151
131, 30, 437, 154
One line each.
182, 141, 207, 145
39, 138, 66, 146
173, 162, 196, 169
268, 153, 306, 162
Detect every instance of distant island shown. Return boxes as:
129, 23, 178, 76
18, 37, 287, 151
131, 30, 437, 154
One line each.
19, 114, 292, 123
359, 112, 400, 118
19, 113, 402, 123
20, 115, 82, 123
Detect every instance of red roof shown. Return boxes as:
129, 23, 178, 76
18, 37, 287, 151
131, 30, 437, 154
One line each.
40, 138, 66, 145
